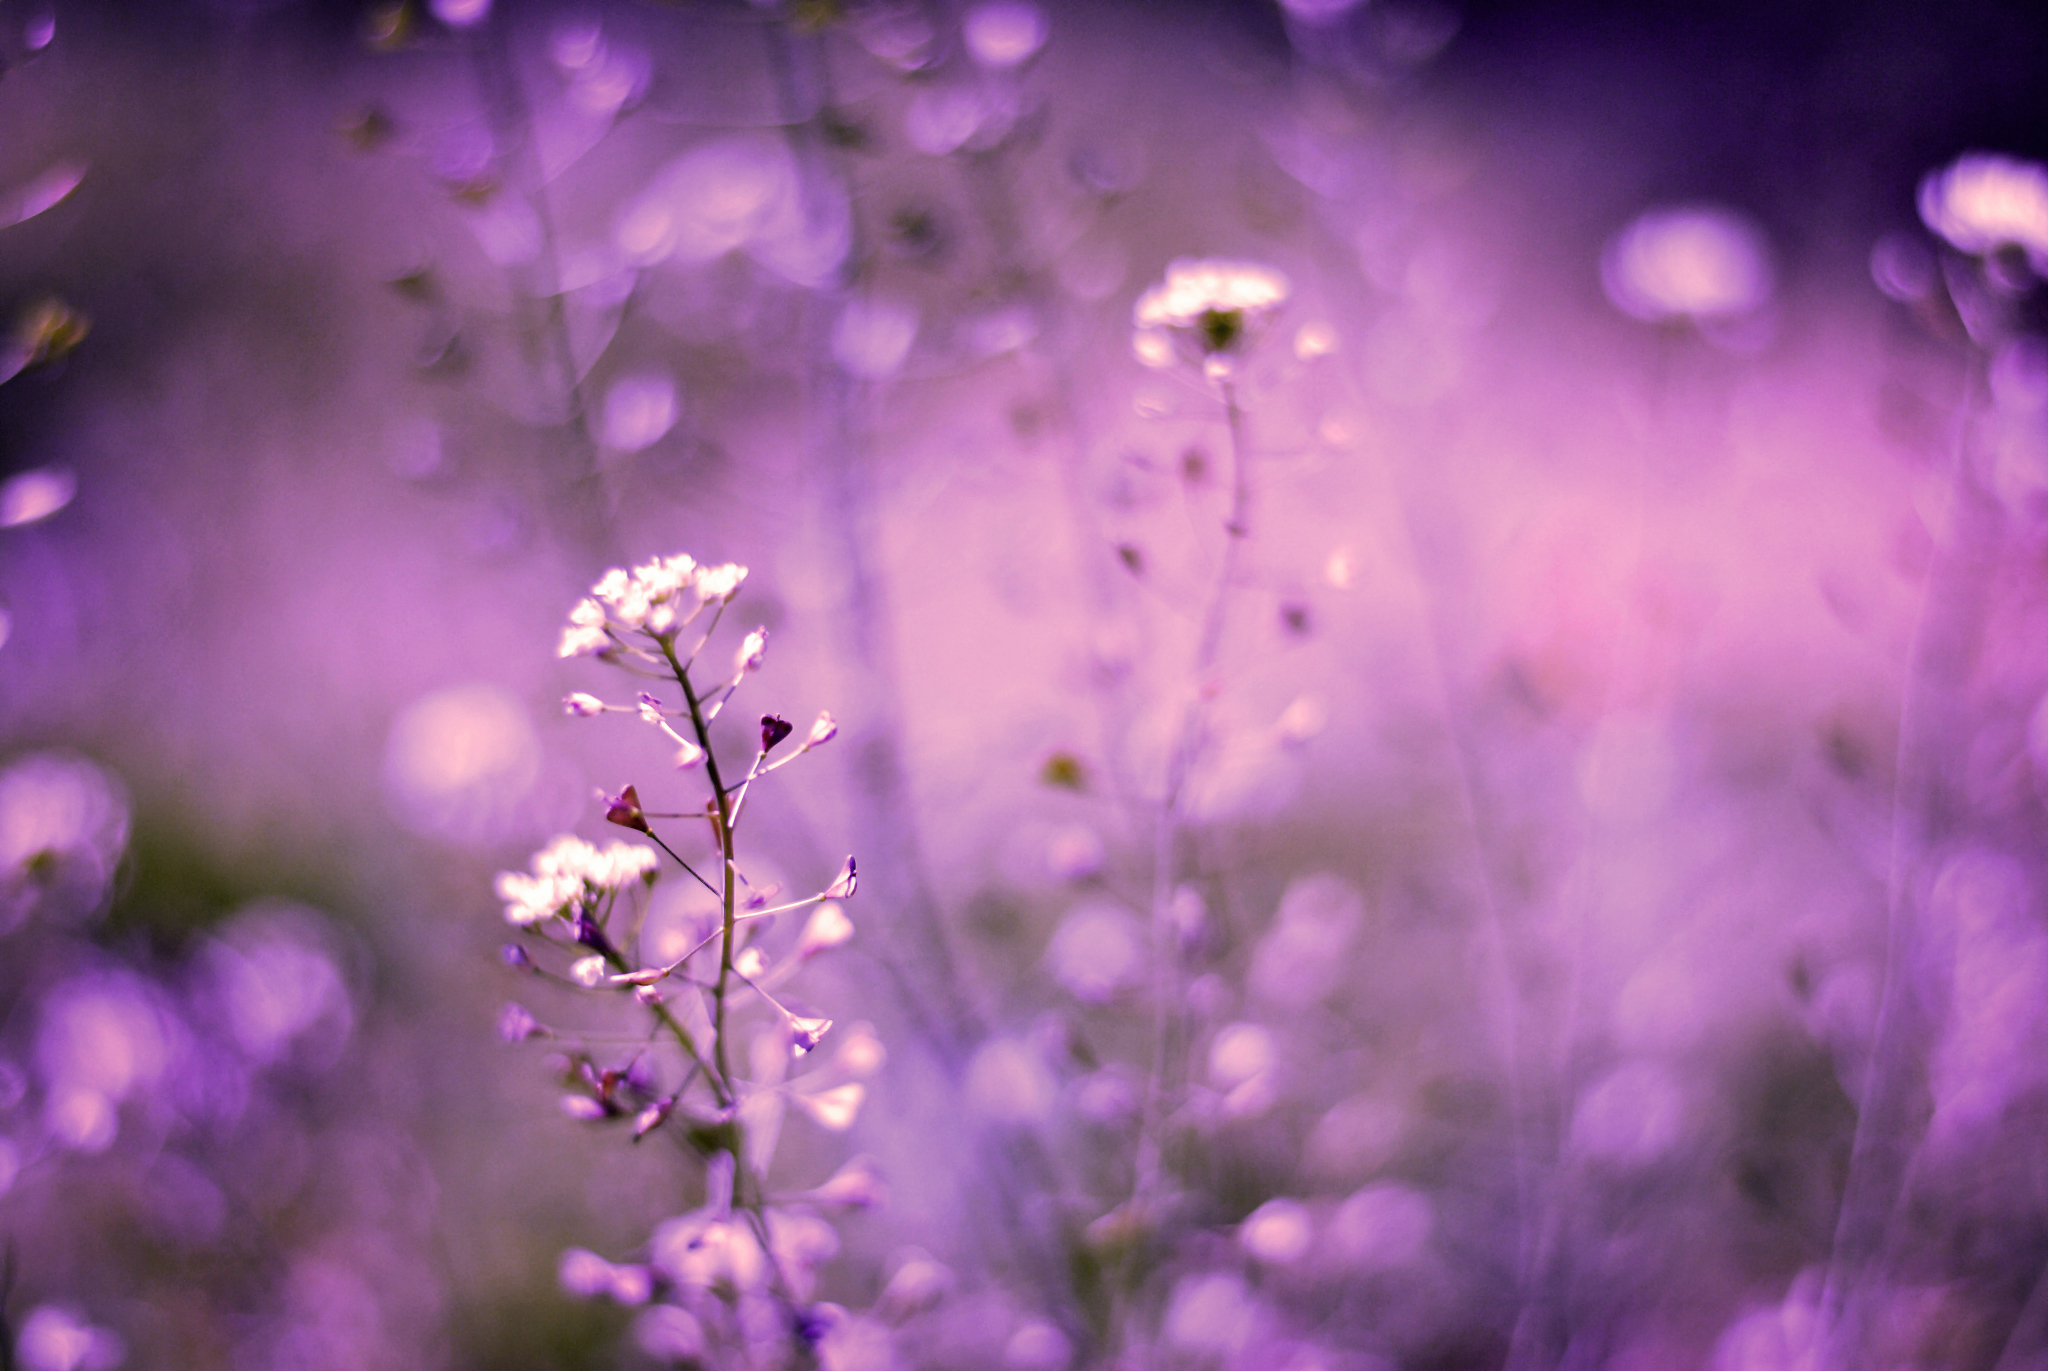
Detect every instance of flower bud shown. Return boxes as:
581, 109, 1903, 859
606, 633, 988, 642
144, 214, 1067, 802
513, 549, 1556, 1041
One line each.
605, 785, 650, 832
563, 692, 606, 717
824, 856, 858, 900
761, 714, 794, 752
735, 627, 768, 674
806, 711, 838, 748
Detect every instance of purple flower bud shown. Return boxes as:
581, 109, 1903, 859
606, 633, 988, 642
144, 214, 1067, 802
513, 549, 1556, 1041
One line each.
502, 943, 535, 971
605, 785, 651, 833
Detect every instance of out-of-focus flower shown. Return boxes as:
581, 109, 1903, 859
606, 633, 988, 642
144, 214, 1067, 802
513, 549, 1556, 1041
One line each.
877, 1247, 953, 1318
0, 751, 128, 929
1163, 1273, 1258, 1357
966, 1037, 1057, 1123
1133, 258, 1292, 364
0, 466, 76, 528
1004, 1319, 1073, 1371
383, 685, 541, 843
1919, 153, 2048, 272
805, 1153, 888, 1208
1047, 900, 1144, 1002
495, 834, 658, 925
1327, 1182, 1433, 1270
634, 1305, 705, 1362
1249, 873, 1363, 1007
600, 373, 680, 452
558, 1248, 650, 1304
962, 2, 1047, 69
1601, 205, 1773, 323
797, 902, 855, 958
16, 1306, 125, 1371
1239, 1197, 1315, 1264
36, 974, 179, 1153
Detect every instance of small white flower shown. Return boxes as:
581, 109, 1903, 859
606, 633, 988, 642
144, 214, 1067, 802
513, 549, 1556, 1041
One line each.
569, 954, 607, 987
823, 856, 858, 900
673, 740, 704, 770
1133, 258, 1291, 360
806, 710, 838, 747
792, 1082, 865, 1130
564, 554, 751, 649
495, 835, 659, 925
797, 902, 854, 958
563, 692, 607, 717
735, 627, 768, 674
1920, 152, 2048, 270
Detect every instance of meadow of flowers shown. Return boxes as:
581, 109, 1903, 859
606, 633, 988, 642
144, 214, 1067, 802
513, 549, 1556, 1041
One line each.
5, 2, 2048, 1369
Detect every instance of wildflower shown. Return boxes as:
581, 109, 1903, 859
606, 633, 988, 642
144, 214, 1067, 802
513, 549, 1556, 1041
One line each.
604, 785, 650, 833
495, 834, 659, 925
1601, 205, 1773, 323
1919, 152, 2048, 272
735, 627, 768, 674
805, 710, 838, 748
559, 555, 750, 654
823, 856, 858, 900
797, 902, 854, 959
563, 692, 607, 717
1133, 258, 1291, 365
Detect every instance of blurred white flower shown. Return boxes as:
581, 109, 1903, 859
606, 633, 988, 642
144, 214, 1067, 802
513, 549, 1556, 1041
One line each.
1134, 258, 1292, 361
0, 751, 128, 928
1047, 900, 1144, 1002
1919, 152, 2048, 271
832, 299, 919, 380
634, 1305, 705, 1362
17, 1306, 125, 1371
384, 685, 541, 843
601, 373, 680, 452
1249, 873, 1363, 1007
1004, 1319, 1073, 1371
1601, 205, 1773, 323
1163, 1273, 1257, 1356
966, 1037, 1058, 1123
1327, 1182, 1434, 1270
962, 2, 1047, 69
1239, 1197, 1315, 1264
0, 466, 76, 528
495, 834, 658, 925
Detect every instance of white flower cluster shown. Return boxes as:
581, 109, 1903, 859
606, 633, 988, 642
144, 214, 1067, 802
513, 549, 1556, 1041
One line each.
496, 835, 659, 926
559, 554, 748, 657
1133, 258, 1292, 366
1919, 152, 2048, 273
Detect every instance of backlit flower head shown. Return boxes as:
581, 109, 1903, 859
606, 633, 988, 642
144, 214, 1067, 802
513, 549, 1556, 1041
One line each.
1133, 258, 1292, 364
558, 554, 749, 656
1919, 152, 2048, 272
496, 834, 659, 925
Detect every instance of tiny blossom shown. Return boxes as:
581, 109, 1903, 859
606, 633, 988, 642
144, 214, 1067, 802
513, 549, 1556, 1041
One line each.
673, 740, 704, 770
495, 835, 659, 925
1134, 258, 1292, 360
788, 1015, 833, 1055
563, 692, 607, 717
562, 1095, 607, 1120
498, 1003, 542, 1042
734, 946, 768, 979
797, 902, 855, 958
560, 555, 749, 654
793, 1082, 865, 1130
806, 711, 838, 747
1919, 152, 2048, 271
824, 856, 858, 900
735, 627, 768, 674
570, 955, 608, 987
807, 1153, 888, 1208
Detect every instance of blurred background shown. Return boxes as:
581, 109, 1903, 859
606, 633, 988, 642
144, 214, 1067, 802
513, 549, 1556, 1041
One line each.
5, 0, 2048, 1367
